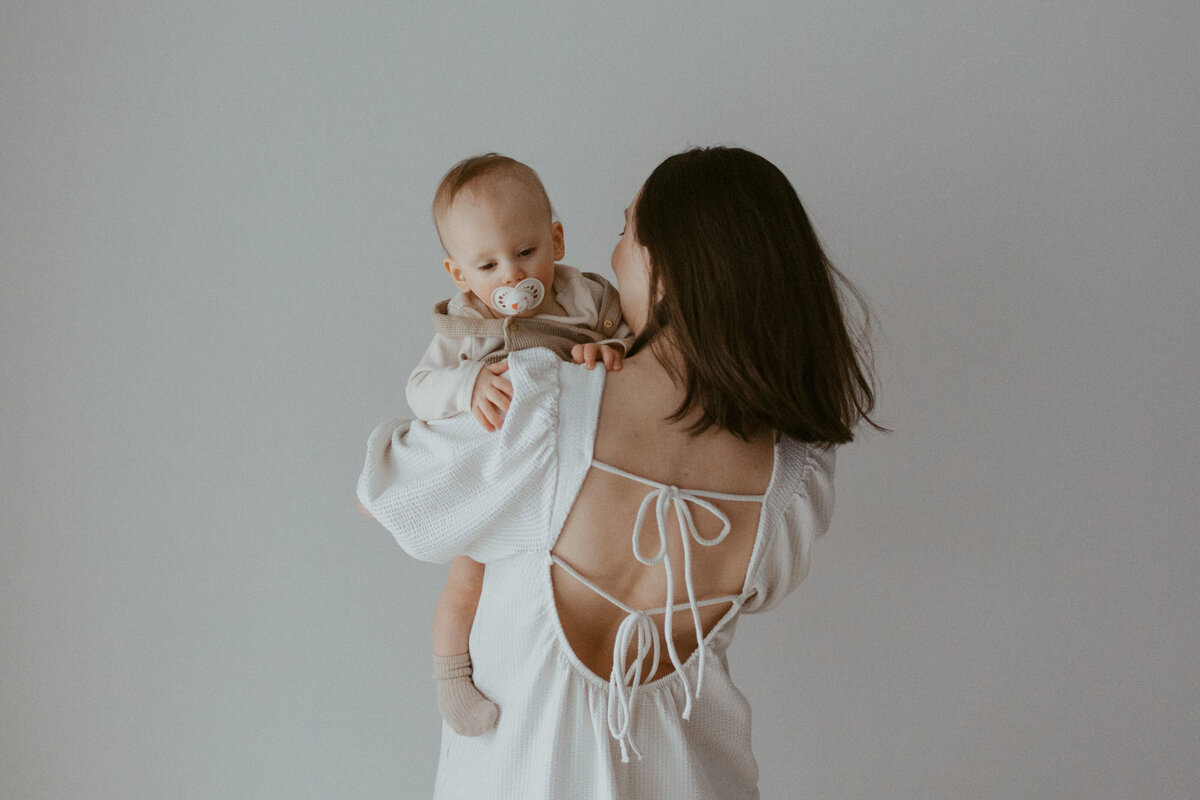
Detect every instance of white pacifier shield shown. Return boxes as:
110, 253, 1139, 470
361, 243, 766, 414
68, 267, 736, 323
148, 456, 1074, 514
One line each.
491, 278, 545, 316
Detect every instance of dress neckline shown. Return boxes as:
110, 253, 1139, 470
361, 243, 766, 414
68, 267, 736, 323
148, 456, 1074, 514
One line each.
588, 455, 772, 502
544, 447, 780, 762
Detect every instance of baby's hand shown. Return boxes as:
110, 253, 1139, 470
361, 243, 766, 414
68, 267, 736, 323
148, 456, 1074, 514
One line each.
572, 342, 625, 372
471, 361, 513, 432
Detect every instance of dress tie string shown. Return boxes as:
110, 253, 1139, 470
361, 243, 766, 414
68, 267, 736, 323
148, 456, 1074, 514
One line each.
630, 483, 734, 717
550, 460, 766, 762
607, 609, 659, 762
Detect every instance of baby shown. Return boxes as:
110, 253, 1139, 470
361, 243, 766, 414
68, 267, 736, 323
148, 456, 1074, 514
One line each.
409, 154, 633, 736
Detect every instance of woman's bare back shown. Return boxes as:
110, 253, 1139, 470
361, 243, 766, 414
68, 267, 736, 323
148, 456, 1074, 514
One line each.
551, 353, 776, 681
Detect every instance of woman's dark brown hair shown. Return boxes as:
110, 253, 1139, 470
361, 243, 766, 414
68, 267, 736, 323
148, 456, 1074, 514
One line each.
628, 146, 884, 443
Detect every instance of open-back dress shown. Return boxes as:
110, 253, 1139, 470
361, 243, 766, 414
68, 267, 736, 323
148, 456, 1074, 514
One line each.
357, 348, 836, 799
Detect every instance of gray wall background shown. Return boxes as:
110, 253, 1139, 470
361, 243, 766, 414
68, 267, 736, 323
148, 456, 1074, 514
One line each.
3, 2, 1197, 798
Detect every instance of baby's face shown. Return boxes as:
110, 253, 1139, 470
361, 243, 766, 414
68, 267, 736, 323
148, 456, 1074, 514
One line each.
441, 176, 564, 318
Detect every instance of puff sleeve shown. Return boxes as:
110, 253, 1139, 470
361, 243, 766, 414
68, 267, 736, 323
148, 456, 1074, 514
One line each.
357, 348, 582, 564
741, 439, 837, 614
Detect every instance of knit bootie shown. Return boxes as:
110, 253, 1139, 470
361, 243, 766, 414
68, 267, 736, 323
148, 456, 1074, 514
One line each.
433, 653, 500, 736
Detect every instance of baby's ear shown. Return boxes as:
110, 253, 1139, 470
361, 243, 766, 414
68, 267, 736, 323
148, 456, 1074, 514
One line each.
552, 221, 565, 260
444, 258, 470, 291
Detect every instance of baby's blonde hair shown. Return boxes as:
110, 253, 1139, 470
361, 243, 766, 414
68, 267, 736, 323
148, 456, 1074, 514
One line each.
432, 153, 556, 251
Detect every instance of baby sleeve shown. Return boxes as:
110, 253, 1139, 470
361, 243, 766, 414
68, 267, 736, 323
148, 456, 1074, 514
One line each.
358, 348, 566, 563
741, 439, 837, 614
405, 331, 486, 420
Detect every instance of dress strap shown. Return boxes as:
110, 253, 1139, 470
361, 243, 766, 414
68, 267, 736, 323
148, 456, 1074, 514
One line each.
550, 554, 742, 763
591, 459, 767, 502
547, 460, 766, 762
593, 458, 765, 715
550, 554, 741, 619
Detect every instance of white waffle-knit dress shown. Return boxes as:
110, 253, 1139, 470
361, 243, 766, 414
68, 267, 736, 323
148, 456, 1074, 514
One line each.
357, 348, 836, 799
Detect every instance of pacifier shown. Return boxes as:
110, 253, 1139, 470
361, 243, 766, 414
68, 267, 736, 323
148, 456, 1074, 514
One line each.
490, 277, 545, 316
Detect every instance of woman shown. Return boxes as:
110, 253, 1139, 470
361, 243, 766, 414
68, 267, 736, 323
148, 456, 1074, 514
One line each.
358, 146, 879, 798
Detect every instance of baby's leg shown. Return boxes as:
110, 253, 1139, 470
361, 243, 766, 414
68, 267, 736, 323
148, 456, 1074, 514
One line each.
433, 555, 485, 657
431, 556, 498, 736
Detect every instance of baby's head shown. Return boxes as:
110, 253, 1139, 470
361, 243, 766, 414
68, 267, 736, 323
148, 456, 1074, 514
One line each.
433, 154, 564, 318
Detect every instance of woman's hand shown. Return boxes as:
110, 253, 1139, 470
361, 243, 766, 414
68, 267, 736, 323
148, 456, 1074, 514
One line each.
470, 360, 513, 432
571, 342, 625, 372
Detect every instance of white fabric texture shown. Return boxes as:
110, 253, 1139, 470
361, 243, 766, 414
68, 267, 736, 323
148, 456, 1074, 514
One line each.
358, 348, 836, 799
405, 263, 634, 420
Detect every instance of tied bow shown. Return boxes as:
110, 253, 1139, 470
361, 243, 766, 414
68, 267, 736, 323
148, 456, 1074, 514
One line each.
630, 483, 733, 716
602, 483, 735, 761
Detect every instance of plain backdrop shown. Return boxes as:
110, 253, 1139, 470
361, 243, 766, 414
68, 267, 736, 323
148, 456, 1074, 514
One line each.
3, 2, 1198, 798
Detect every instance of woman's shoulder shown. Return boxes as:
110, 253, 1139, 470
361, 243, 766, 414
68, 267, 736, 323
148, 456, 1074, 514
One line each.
505, 348, 606, 480
774, 436, 836, 496
505, 349, 607, 540
506, 348, 607, 423
768, 436, 836, 537
739, 437, 838, 613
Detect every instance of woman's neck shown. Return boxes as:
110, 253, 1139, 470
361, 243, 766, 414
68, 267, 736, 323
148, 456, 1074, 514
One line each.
596, 339, 775, 491
614, 344, 697, 422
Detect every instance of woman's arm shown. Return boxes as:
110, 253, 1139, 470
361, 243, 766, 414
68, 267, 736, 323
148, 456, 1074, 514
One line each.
357, 349, 563, 563
356, 497, 374, 520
